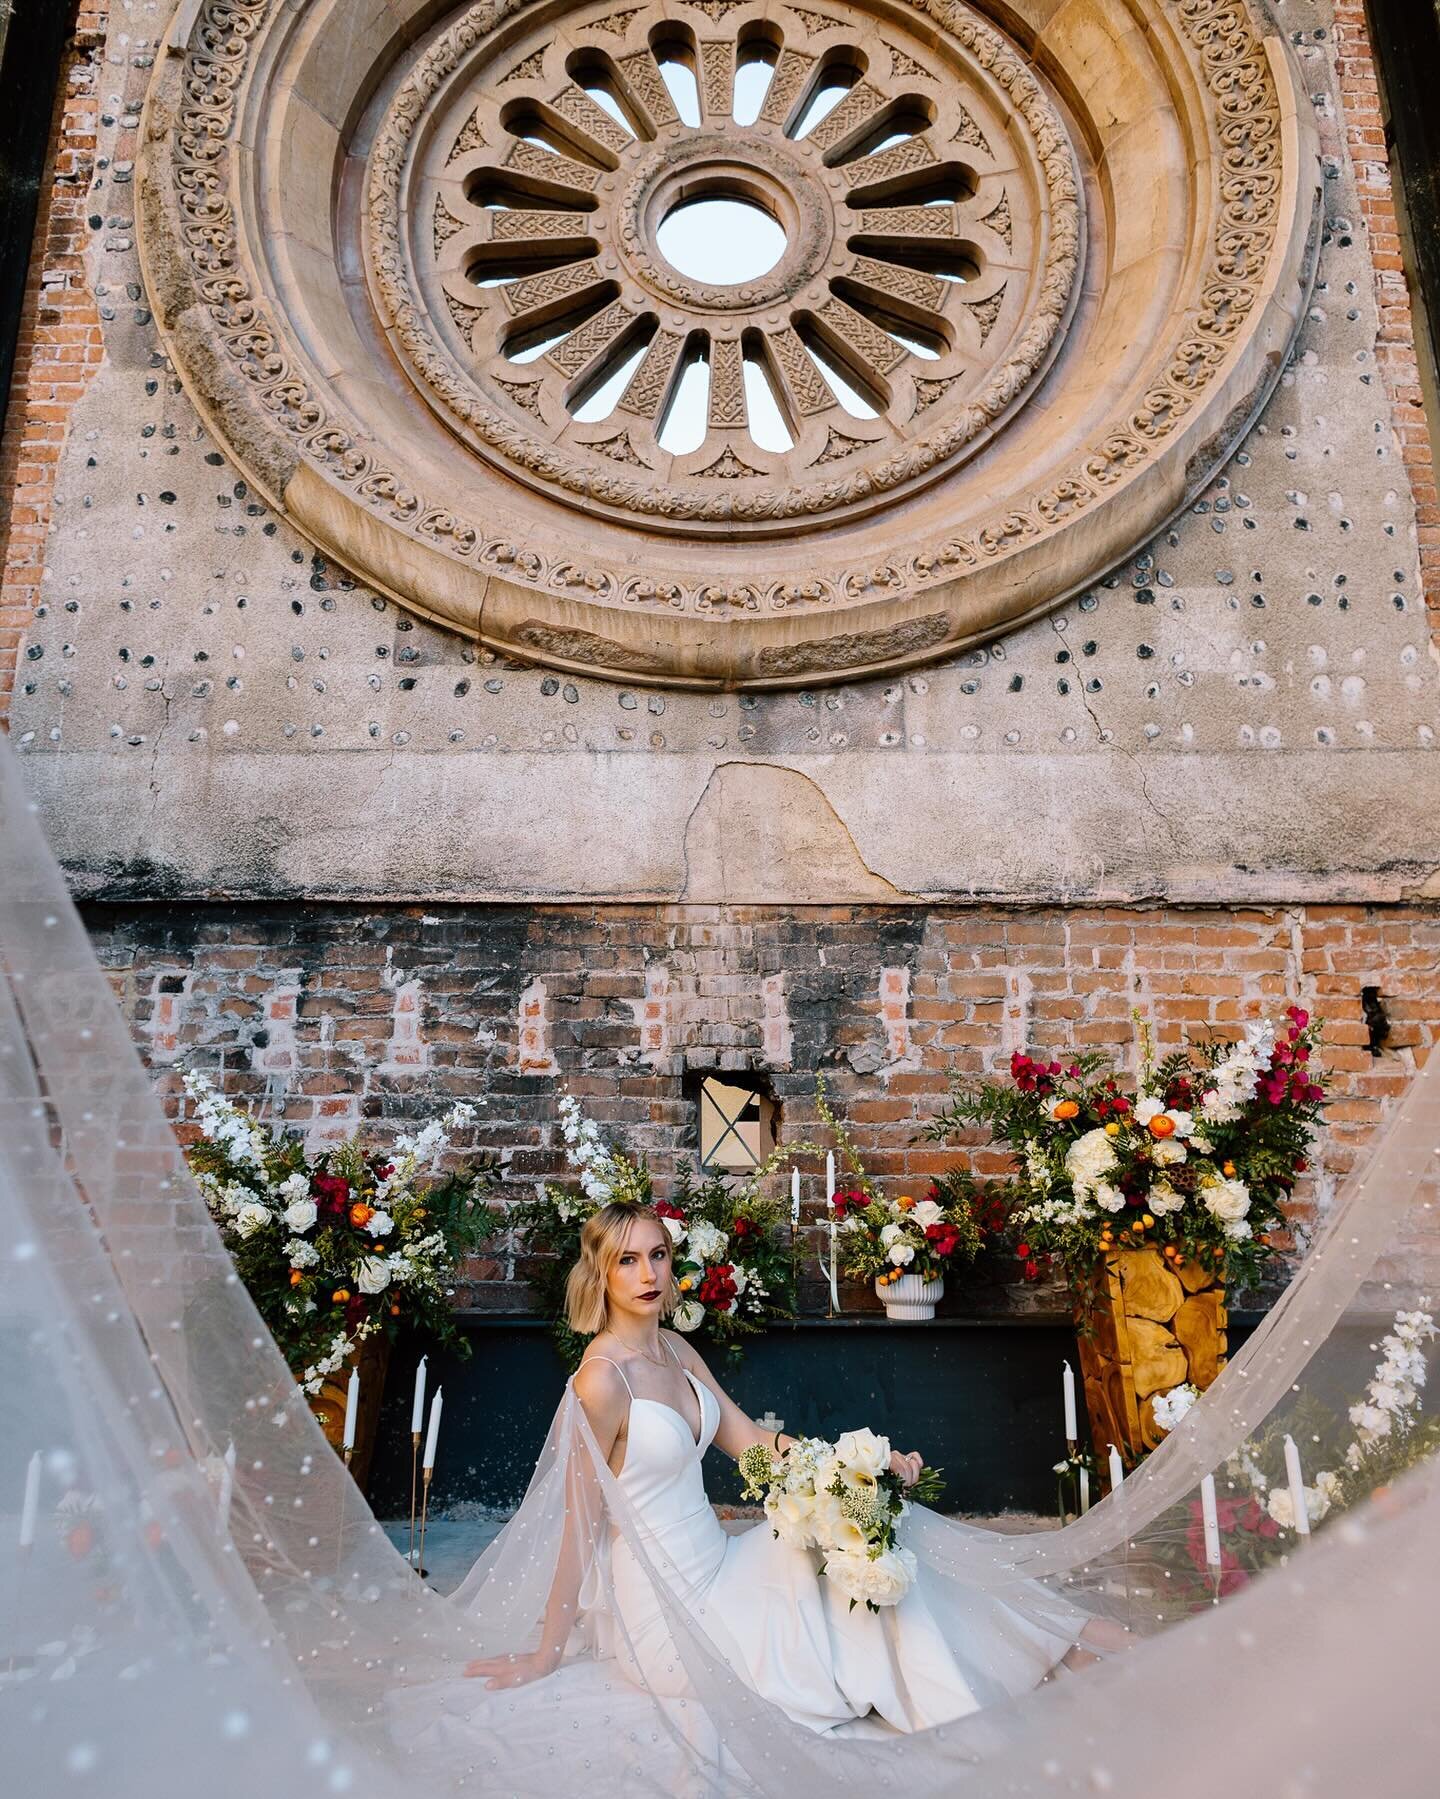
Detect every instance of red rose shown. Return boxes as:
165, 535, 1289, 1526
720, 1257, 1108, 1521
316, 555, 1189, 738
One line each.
344, 1294, 368, 1327
732, 1216, 754, 1239
655, 1200, 686, 1222
313, 1172, 351, 1217
924, 1223, 961, 1258
1014, 1241, 1031, 1259
699, 1264, 737, 1311
1023, 1258, 1040, 1281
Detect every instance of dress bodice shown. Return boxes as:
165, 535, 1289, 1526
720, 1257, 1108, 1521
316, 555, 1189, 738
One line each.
615, 1370, 719, 1535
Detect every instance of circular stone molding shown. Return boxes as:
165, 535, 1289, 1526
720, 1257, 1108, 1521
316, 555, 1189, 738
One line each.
139, 0, 1319, 688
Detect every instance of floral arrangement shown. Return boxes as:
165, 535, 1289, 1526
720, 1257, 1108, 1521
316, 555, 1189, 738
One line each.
738, 1427, 943, 1611
1151, 1301, 1439, 1601
507, 1094, 799, 1366
813, 1078, 986, 1291
182, 1071, 497, 1392
921, 1008, 1328, 1290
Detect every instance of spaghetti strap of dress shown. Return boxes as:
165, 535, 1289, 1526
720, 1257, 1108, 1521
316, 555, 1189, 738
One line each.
581, 1354, 635, 1399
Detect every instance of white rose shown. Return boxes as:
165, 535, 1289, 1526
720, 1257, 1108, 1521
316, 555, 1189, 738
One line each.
879, 1222, 904, 1247
367, 1210, 394, 1237
1222, 1217, 1252, 1242
671, 1299, 705, 1333
660, 1213, 686, 1243
233, 1203, 272, 1239
1065, 1128, 1119, 1195
911, 1200, 943, 1227
1168, 1110, 1194, 1139
823, 1545, 917, 1609
1203, 1177, 1251, 1223
888, 1241, 915, 1267
283, 1197, 318, 1233
834, 1428, 890, 1479
1152, 1140, 1188, 1166
356, 1256, 391, 1295
286, 1238, 318, 1269
686, 1221, 728, 1263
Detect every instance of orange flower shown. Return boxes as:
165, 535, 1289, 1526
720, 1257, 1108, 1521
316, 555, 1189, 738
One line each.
332, 1288, 351, 1303
1053, 1099, 1080, 1121
349, 1202, 374, 1229
1222, 1161, 1236, 1177
679, 1277, 693, 1293
390, 1302, 401, 1316
896, 1195, 916, 1211
1147, 1114, 1176, 1139
290, 1268, 304, 1287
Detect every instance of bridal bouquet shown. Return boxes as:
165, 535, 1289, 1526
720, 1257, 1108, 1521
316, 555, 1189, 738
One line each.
921, 1008, 1328, 1289
738, 1427, 943, 1612
182, 1070, 497, 1389
508, 1094, 799, 1365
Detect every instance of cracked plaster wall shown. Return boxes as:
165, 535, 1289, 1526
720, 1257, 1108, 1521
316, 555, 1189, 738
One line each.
7, 0, 1440, 906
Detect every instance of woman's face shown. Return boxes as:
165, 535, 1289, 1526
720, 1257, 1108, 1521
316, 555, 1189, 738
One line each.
606, 1215, 672, 1323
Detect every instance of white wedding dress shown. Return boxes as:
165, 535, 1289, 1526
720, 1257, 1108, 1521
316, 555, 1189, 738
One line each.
390, 1347, 1091, 1782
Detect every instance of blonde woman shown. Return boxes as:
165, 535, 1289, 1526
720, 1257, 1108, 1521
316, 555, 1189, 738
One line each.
462, 1201, 1119, 1735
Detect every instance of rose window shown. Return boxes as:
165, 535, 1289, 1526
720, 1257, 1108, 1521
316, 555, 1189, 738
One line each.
382, 2, 1071, 526
142, 0, 1319, 686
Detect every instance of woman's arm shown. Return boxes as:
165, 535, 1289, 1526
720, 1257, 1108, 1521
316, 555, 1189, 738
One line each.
465, 1359, 626, 1686
664, 1331, 926, 1486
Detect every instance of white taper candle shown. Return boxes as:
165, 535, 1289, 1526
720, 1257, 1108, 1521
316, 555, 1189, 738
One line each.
1283, 1434, 1311, 1537
825, 1152, 835, 1203
1107, 1444, 1124, 1493
217, 1440, 236, 1534
1199, 1473, 1221, 1568
342, 1366, 361, 1452
19, 1450, 41, 1550
1078, 1466, 1090, 1514
790, 1166, 800, 1228
1062, 1360, 1078, 1441
411, 1354, 428, 1435
423, 1388, 444, 1472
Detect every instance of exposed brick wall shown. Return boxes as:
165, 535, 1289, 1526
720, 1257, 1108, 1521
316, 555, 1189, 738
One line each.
0, 2, 106, 718
88, 898, 1440, 1314
1334, 0, 1440, 618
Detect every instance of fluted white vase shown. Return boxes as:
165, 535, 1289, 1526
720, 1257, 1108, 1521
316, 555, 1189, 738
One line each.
874, 1273, 944, 1321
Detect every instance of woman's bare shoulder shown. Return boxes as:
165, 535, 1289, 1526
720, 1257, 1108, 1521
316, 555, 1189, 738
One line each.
661, 1329, 709, 1376
574, 1348, 629, 1409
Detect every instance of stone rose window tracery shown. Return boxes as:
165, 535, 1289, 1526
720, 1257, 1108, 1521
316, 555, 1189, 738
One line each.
141, 0, 1320, 688
392, 2, 1068, 521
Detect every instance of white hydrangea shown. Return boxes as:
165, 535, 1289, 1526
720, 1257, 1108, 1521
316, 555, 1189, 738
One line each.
1151, 1383, 1198, 1432
1093, 1181, 1126, 1214
367, 1210, 394, 1236
286, 1238, 319, 1269
1065, 1128, 1119, 1197
278, 1172, 311, 1202
686, 1220, 729, 1263
887, 1242, 915, 1267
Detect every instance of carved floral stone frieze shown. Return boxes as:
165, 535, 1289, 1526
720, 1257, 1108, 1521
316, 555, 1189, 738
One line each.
138, 0, 1319, 687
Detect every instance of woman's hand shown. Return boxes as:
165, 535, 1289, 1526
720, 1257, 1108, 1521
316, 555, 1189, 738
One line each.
463, 1646, 561, 1689
889, 1447, 924, 1488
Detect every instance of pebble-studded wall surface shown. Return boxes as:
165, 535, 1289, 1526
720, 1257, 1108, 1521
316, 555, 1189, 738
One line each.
3, 0, 1440, 906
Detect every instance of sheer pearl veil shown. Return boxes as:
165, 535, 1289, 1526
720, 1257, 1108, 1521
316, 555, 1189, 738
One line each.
3, 731, 1440, 1796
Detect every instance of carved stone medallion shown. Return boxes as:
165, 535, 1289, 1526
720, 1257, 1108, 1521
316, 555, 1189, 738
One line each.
139, 0, 1319, 687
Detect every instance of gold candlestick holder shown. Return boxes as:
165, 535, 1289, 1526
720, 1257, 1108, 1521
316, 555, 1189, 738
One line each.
407, 1429, 421, 1571
416, 1466, 434, 1586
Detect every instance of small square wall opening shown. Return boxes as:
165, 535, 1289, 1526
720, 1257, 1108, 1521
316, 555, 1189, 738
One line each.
697, 1074, 778, 1174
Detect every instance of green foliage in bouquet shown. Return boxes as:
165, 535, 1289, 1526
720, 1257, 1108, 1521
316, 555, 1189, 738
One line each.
182, 1071, 498, 1392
